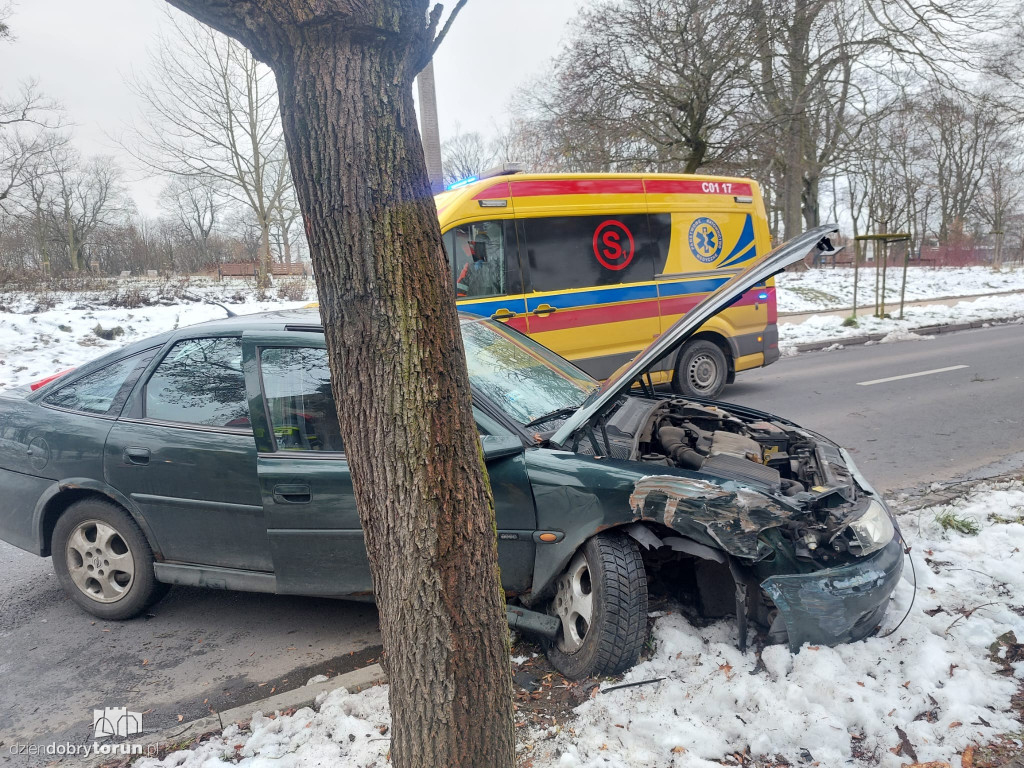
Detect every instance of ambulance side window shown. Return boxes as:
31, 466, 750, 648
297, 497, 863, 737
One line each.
444, 220, 511, 299
519, 214, 655, 293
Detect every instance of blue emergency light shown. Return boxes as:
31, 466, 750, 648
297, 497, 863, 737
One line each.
446, 176, 479, 190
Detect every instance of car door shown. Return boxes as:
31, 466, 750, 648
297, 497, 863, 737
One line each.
242, 332, 368, 597
243, 331, 538, 597
105, 334, 272, 572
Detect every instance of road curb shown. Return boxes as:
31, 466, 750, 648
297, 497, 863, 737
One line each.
72, 664, 386, 767
789, 315, 1024, 353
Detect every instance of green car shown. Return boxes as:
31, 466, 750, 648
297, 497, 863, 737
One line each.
0, 226, 903, 679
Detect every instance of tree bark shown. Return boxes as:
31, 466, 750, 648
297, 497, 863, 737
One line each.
162, 3, 514, 768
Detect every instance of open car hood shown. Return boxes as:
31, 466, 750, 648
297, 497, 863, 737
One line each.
551, 224, 840, 447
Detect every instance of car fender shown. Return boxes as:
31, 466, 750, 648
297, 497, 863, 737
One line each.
521, 449, 789, 604
32, 477, 163, 559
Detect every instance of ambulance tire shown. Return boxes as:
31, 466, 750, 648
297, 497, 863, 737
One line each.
672, 340, 728, 399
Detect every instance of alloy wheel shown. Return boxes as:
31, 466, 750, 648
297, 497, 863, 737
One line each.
64, 519, 135, 603
552, 550, 593, 653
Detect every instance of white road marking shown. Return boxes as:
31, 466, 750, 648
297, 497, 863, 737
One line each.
856, 364, 969, 387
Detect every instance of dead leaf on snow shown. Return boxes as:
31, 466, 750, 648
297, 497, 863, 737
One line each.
961, 745, 975, 767
671, 746, 686, 753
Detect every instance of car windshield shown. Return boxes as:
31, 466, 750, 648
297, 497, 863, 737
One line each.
461, 318, 598, 426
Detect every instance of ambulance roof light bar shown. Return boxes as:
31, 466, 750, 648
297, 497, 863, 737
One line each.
478, 162, 525, 180
445, 163, 526, 191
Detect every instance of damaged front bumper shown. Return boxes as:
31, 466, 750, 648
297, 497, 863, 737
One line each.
761, 534, 905, 651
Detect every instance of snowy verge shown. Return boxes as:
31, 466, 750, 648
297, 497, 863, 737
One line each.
775, 265, 1024, 313
131, 482, 1024, 768
779, 293, 1024, 353
0, 280, 311, 391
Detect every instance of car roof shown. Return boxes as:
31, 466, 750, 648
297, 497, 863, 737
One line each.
183, 307, 485, 333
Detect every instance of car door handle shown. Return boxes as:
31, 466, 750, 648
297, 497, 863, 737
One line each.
273, 484, 312, 504
531, 304, 556, 316
490, 309, 517, 322
123, 447, 150, 465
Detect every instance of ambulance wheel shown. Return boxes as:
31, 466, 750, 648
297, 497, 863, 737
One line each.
673, 340, 728, 399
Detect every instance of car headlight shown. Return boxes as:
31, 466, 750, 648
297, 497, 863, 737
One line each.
846, 499, 895, 557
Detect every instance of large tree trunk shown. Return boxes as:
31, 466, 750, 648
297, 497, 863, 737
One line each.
258, 216, 272, 288
275, 35, 513, 766
161, 4, 515, 768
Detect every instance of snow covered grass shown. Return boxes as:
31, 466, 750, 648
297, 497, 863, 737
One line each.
775, 265, 1024, 313
3, 269, 1024, 388
132, 482, 1024, 768
778, 293, 1024, 353
0, 278, 313, 390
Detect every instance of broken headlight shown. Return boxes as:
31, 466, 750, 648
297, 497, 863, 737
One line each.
845, 499, 895, 556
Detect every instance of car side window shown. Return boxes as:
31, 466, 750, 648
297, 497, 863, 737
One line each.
259, 346, 344, 452
519, 214, 655, 291
444, 220, 510, 299
42, 354, 144, 416
145, 337, 250, 428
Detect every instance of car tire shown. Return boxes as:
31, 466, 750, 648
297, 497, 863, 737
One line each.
51, 498, 169, 620
672, 339, 728, 398
544, 533, 648, 680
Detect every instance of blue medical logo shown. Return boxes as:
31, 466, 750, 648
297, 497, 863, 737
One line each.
688, 217, 723, 264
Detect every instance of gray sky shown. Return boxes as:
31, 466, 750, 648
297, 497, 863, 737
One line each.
0, 0, 584, 215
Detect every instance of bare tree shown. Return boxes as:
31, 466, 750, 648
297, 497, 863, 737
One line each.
920, 87, 1009, 241
527, 0, 756, 174
1, 81, 67, 213
126, 10, 290, 287
160, 3, 512, 766
441, 128, 495, 187
0, 1, 11, 40
749, 0, 994, 238
160, 175, 222, 272
971, 135, 1024, 266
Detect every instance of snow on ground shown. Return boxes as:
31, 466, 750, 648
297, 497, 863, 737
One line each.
775, 265, 1024, 313
0, 278, 312, 390
133, 482, 1024, 768
778, 293, 1024, 353
3, 271, 1024, 390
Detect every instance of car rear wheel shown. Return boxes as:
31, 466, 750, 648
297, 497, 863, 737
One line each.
544, 533, 648, 680
52, 498, 169, 620
673, 339, 728, 398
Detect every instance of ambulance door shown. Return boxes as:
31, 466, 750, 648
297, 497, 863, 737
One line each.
516, 214, 660, 380
647, 184, 770, 363
445, 218, 528, 334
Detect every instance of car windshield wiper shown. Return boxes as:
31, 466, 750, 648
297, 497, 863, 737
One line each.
525, 406, 580, 429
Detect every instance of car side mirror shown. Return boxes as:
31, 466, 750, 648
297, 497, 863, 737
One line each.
479, 434, 526, 461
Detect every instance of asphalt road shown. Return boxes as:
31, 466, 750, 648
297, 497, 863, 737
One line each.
1, 322, 1022, 755
723, 321, 1024, 493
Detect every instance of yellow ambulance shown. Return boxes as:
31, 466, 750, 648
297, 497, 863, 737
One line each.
435, 170, 778, 397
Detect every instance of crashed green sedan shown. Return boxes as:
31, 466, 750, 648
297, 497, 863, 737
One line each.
0, 226, 903, 680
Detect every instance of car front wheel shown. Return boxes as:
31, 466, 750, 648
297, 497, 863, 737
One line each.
544, 533, 648, 680
673, 339, 728, 398
52, 498, 169, 620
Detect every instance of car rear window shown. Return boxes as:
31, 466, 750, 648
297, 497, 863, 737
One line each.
42, 354, 144, 415
145, 337, 249, 429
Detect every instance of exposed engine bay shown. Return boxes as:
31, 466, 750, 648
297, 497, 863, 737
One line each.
571, 395, 889, 566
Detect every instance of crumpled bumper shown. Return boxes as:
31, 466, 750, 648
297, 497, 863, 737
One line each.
761, 534, 905, 651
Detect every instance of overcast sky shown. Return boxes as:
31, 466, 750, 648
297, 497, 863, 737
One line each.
0, 0, 584, 215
